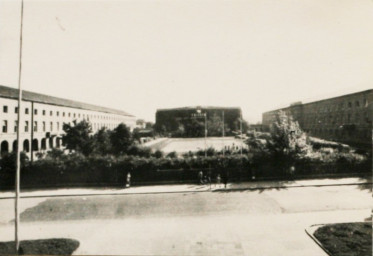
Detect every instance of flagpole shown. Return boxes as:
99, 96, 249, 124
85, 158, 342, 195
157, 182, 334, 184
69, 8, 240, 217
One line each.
15, 0, 25, 253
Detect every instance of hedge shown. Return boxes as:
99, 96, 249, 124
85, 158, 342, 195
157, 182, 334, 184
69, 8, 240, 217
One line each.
0, 152, 370, 190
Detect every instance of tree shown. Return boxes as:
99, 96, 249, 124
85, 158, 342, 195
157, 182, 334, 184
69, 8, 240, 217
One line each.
62, 120, 94, 156
182, 118, 204, 137
110, 123, 133, 155
268, 111, 310, 158
246, 111, 311, 175
92, 127, 112, 155
266, 111, 311, 174
145, 122, 154, 129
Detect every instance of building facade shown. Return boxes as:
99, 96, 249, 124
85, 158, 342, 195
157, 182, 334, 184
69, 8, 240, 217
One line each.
262, 89, 373, 148
155, 106, 242, 137
0, 85, 136, 158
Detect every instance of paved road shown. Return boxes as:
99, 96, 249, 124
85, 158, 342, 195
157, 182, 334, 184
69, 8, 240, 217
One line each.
0, 184, 371, 255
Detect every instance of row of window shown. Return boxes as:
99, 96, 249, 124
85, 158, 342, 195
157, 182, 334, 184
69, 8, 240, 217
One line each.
303, 112, 370, 125
305, 128, 371, 139
306, 99, 369, 114
1, 120, 124, 134
2, 105, 125, 121
2, 121, 62, 133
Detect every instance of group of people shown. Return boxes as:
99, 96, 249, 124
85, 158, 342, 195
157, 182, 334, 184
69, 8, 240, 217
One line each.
198, 170, 228, 188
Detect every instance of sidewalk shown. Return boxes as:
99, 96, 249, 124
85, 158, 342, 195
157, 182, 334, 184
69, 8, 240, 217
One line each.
0, 177, 371, 199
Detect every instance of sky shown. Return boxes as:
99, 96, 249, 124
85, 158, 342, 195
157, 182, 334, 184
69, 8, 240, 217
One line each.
1, 0, 373, 123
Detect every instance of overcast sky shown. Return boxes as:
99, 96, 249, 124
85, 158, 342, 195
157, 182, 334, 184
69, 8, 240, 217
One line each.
1, 0, 372, 123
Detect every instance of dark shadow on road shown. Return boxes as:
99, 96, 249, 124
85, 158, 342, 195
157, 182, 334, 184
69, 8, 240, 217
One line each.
16, 191, 283, 221
357, 176, 372, 192
0, 238, 79, 255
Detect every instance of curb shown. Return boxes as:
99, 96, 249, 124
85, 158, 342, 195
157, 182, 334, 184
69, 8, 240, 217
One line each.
0, 182, 371, 200
216, 182, 373, 192
305, 224, 332, 256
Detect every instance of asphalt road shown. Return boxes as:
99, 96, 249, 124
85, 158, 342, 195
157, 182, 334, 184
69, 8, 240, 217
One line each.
0, 184, 371, 255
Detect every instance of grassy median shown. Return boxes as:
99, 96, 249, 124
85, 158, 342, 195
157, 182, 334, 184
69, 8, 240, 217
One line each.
0, 238, 79, 255
314, 222, 372, 256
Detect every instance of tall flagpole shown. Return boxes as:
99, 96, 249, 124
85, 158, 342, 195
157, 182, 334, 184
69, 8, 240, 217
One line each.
15, 0, 25, 253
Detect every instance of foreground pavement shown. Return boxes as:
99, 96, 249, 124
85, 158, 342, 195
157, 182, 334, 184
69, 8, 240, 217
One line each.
0, 181, 371, 256
0, 176, 371, 199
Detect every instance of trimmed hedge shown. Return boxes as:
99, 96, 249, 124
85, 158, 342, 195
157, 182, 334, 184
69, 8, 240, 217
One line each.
0, 151, 370, 190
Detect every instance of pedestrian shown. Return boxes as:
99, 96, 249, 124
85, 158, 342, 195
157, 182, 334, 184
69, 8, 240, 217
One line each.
126, 172, 131, 188
198, 170, 204, 184
216, 173, 221, 188
222, 170, 229, 188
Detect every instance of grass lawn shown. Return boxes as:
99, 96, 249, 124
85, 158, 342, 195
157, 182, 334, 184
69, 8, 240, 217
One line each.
314, 222, 372, 256
0, 238, 79, 255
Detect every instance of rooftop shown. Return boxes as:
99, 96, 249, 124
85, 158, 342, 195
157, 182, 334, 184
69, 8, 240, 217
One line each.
0, 85, 134, 117
156, 106, 241, 112
264, 89, 373, 114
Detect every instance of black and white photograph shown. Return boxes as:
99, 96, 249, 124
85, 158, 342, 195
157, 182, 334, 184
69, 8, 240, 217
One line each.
0, 0, 372, 255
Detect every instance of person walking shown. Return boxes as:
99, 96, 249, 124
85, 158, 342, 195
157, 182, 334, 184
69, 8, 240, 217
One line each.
126, 172, 131, 188
222, 170, 229, 188
198, 170, 204, 185
216, 173, 221, 188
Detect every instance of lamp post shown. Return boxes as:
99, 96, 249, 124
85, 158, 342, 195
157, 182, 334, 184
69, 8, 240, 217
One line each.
240, 110, 243, 156
222, 110, 225, 156
194, 108, 207, 157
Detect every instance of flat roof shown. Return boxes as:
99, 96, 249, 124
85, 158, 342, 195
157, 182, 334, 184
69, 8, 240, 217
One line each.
263, 89, 373, 114
156, 106, 241, 112
0, 85, 134, 117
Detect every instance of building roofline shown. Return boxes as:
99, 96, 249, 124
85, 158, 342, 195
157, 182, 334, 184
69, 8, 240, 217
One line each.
0, 85, 135, 117
263, 89, 373, 114
156, 106, 242, 112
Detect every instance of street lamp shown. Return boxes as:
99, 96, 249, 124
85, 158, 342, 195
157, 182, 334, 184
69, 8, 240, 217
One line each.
193, 108, 207, 157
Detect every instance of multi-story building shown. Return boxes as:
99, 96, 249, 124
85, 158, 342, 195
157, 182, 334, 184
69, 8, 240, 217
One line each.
155, 106, 242, 137
262, 89, 373, 148
0, 85, 136, 159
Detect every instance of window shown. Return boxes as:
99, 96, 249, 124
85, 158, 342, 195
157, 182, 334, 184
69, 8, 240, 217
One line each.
43, 122, 46, 132
364, 99, 368, 107
15, 107, 18, 113
57, 122, 60, 131
50, 111, 53, 116
50, 122, 53, 131
78, 114, 81, 118
355, 113, 360, 123
43, 110, 46, 116
348, 102, 352, 108
57, 111, 59, 116
33, 121, 37, 132
355, 101, 360, 107
34, 109, 38, 115
25, 108, 29, 114
25, 121, 29, 132
73, 113, 76, 118
68, 113, 71, 117
14, 121, 17, 132
3, 106, 8, 113
2, 120, 8, 133
63, 112, 65, 117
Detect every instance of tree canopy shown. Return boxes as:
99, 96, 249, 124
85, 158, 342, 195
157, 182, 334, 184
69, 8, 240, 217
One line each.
62, 120, 94, 156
